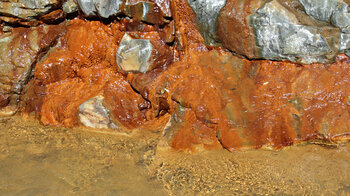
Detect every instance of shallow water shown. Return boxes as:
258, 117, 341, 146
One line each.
0, 116, 349, 195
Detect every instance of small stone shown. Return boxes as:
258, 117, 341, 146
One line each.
63, 0, 79, 14
78, 96, 117, 129
116, 32, 173, 73
116, 33, 153, 73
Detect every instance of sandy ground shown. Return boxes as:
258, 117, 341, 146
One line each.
0, 116, 349, 195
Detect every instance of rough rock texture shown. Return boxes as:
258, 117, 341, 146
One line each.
76, 0, 123, 18
187, 0, 226, 45
299, 0, 350, 54
75, 0, 171, 25
215, 0, 349, 63
21, 19, 151, 129
131, 48, 350, 151
78, 95, 118, 129
116, 32, 173, 73
0, 0, 349, 152
62, 0, 78, 14
0, 23, 65, 115
299, 0, 350, 28
0, 0, 61, 21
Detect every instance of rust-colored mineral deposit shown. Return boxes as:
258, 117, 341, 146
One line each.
0, 0, 348, 152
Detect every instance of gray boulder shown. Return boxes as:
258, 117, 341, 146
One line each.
250, 0, 336, 64
299, 0, 350, 54
299, 0, 350, 28
191, 0, 349, 64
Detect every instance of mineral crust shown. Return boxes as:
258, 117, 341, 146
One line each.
0, 0, 349, 152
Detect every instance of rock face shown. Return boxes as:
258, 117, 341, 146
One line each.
76, 0, 123, 18
0, 0, 61, 21
299, 0, 350, 54
21, 19, 150, 129
216, 0, 349, 64
0, 23, 65, 115
0, 0, 349, 152
187, 0, 226, 45
75, 0, 171, 25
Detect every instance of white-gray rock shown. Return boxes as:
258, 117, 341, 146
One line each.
78, 96, 118, 129
76, 0, 123, 18
188, 0, 226, 45
251, 0, 334, 64
116, 33, 154, 73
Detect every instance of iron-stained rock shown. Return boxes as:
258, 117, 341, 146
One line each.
0, 24, 65, 115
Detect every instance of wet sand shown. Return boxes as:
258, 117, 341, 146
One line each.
0, 116, 349, 195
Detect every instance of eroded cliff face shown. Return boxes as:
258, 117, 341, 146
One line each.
0, 0, 349, 152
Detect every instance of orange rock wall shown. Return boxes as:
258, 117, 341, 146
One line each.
0, 0, 347, 152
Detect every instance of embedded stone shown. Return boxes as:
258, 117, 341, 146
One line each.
116, 33, 153, 73
78, 96, 117, 129
187, 0, 226, 45
116, 32, 173, 73
76, 0, 123, 18
63, 0, 79, 14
